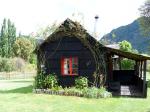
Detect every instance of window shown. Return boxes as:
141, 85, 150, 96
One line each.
61, 57, 78, 75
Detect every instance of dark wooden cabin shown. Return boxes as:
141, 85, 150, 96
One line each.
36, 18, 150, 97
36, 19, 106, 87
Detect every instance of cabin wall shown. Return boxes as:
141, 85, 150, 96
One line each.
38, 36, 96, 87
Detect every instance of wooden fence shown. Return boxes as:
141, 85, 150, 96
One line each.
0, 71, 36, 80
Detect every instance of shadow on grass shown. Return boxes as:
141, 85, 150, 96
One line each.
0, 85, 33, 94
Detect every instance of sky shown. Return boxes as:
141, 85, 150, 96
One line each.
0, 0, 145, 39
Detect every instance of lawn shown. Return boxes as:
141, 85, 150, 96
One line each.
0, 78, 150, 112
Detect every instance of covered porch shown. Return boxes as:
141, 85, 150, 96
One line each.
105, 47, 150, 97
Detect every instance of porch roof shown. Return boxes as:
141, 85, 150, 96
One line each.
105, 47, 150, 61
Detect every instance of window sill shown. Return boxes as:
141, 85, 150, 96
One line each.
61, 74, 78, 76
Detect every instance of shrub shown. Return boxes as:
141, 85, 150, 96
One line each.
82, 87, 112, 98
29, 54, 37, 64
23, 63, 36, 72
34, 73, 45, 89
75, 76, 88, 89
0, 57, 17, 72
97, 87, 112, 98
82, 87, 98, 98
13, 57, 26, 71
44, 73, 58, 89
51, 86, 63, 91
13, 37, 34, 61
34, 72, 58, 89
65, 87, 82, 96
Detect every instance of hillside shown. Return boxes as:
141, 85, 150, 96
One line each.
100, 19, 150, 54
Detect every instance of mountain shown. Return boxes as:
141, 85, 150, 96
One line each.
100, 19, 150, 54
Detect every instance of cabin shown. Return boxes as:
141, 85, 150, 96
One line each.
36, 19, 150, 97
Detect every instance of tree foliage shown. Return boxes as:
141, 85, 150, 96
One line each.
36, 22, 58, 39
139, 0, 150, 35
13, 37, 34, 61
119, 40, 135, 70
0, 18, 16, 57
119, 40, 132, 52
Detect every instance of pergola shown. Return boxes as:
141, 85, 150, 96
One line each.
105, 47, 150, 97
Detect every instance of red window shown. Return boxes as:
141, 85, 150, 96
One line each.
61, 57, 78, 75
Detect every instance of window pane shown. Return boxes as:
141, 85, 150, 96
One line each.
63, 58, 70, 75
62, 57, 78, 75
72, 64, 78, 68
72, 69, 78, 74
64, 69, 68, 74
72, 57, 78, 75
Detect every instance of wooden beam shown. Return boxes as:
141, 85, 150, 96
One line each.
143, 60, 147, 98
108, 54, 113, 81
135, 61, 139, 76
140, 61, 143, 78
118, 56, 121, 70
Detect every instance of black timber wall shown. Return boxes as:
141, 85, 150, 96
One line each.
113, 70, 138, 85
38, 36, 96, 87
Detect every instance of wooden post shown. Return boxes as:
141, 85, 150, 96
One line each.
140, 61, 143, 78
114, 58, 119, 70
108, 54, 113, 82
143, 60, 147, 98
118, 56, 121, 70
135, 61, 139, 76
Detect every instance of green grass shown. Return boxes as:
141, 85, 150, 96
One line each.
0, 78, 150, 112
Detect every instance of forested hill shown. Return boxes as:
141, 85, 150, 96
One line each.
100, 19, 150, 54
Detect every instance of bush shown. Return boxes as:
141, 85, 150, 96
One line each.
34, 73, 45, 89
23, 63, 36, 72
82, 87, 112, 98
29, 54, 37, 64
34, 72, 58, 89
0, 57, 17, 72
75, 76, 88, 89
44, 73, 58, 89
64, 87, 82, 96
13, 37, 34, 61
13, 57, 26, 71
97, 87, 112, 98
82, 87, 98, 98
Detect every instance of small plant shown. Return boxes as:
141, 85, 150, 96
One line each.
82, 87, 98, 98
44, 73, 58, 89
97, 87, 112, 98
75, 76, 88, 89
34, 73, 45, 89
82, 87, 112, 98
51, 86, 63, 91
63, 87, 82, 96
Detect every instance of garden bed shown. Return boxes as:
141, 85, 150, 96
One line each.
33, 88, 112, 98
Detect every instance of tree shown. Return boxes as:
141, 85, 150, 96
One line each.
7, 19, 16, 57
139, 0, 150, 35
119, 40, 132, 52
13, 37, 34, 61
0, 18, 8, 57
0, 18, 16, 57
119, 40, 135, 70
36, 22, 58, 39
